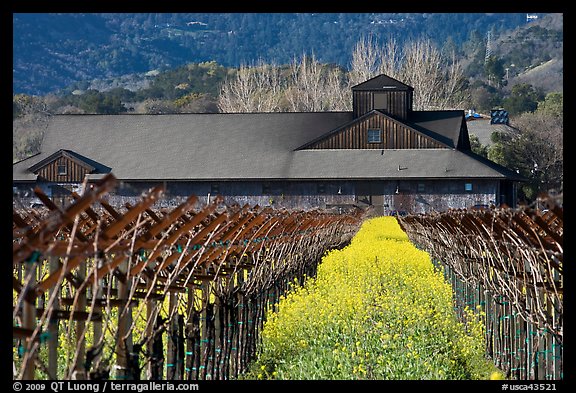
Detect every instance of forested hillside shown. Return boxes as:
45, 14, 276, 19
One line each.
13, 13, 530, 95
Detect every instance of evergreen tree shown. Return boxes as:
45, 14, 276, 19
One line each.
502, 83, 542, 115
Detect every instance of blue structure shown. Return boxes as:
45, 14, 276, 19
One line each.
490, 109, 509, 125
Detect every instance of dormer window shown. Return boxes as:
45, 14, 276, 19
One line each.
57, 164, 67, 175
367, 129, 382, 144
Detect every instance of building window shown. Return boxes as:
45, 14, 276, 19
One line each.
417, 183, 425, 193
367, 129, 382, 143
57, 164, 67, 175
317, 183, 326, 194
210, 184, 220, 195
465, 182, 473, 192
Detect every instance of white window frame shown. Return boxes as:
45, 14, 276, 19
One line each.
367, 128, 382, 143
57, 163, 67, 175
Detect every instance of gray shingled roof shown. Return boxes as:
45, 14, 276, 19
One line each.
13, 112, 521, 182
408, 110, 465, 148
351, 74, 413, 91
466, 117, 516, 146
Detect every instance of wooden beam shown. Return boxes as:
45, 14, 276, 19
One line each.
13, 327, 37, 340
71, 192, 101, 223
42, 308, 102, 322
60, 298, 139, 308
101, 185, 164, 240
13, 174, 117, 265
142, 195, 198, 241
129, 197, 223, 276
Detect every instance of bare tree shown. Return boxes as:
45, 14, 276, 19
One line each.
350, 36, 466, 111
400, 38, 466, 110
400, 38, 444, 110
285, 54, 352, 112
324, 67, 351, 111
439, 51, 468, 110
349, 35, 382, 87
218, 60, 283, 113
217, 37, 465, 114
13, 94, 52, 162
350, 35, 403, 87
219, 54, 350, 113
511, 111, 563, 193
378, 38, 403, 80
285, 54, 326, 112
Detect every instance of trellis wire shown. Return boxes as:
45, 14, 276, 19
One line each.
13, 174, 362, 380
399, 195, 563, 380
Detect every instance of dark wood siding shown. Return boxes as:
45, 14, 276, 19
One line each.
458, 121, 471, 150
36, 156, 91, 182
353, 90, 413, 120
307, 112, 446, 150
353, 91, 372, 118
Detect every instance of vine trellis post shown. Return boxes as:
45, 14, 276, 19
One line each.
399, 194, 563, 380
13, 173, 361, 380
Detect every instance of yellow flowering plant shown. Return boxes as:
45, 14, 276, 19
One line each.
244, 217, 502, 380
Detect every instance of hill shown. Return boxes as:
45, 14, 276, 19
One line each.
13, 13, 531, 95
493, 13, 563, 94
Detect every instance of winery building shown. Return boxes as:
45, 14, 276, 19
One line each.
12, 74, 523, 214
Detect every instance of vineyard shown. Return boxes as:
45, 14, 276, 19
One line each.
246, 216, 501, 379
398, 196, 563, 380
13, 174, 563, 380
13, 174, 361, 380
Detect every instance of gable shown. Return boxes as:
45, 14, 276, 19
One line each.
297, 110, 450, 150
351, 74, 413, 91
28, 149, 95, 182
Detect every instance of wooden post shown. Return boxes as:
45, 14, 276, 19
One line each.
92, 278, 103, 376
190, 310, 201, 380
551, 268, 561, 380
145, 280, 156, 380
22, 260, 37, 380
519, 318, 527, 380
489, 292, 495, 361
74, 259, 87, 379
213, 293, 222, 380
185, 285, 196, 380
199, 280, 210, 379
47, 256, 60, 379
221, 300, 230, 380
510, 308, 517, 379
237, 272, 247, 375
536, 287, 546, 380
115, 262, 133, 379
545, 325, 552, 380
527, 299, 535, 380
494, 295, 502, 371
244, 293, 252, 371
205, 301, 214, 380
230, 268, 244, 378
167, 291, 178, 380
177, 314, 185, 379
150, 314, 164, 380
